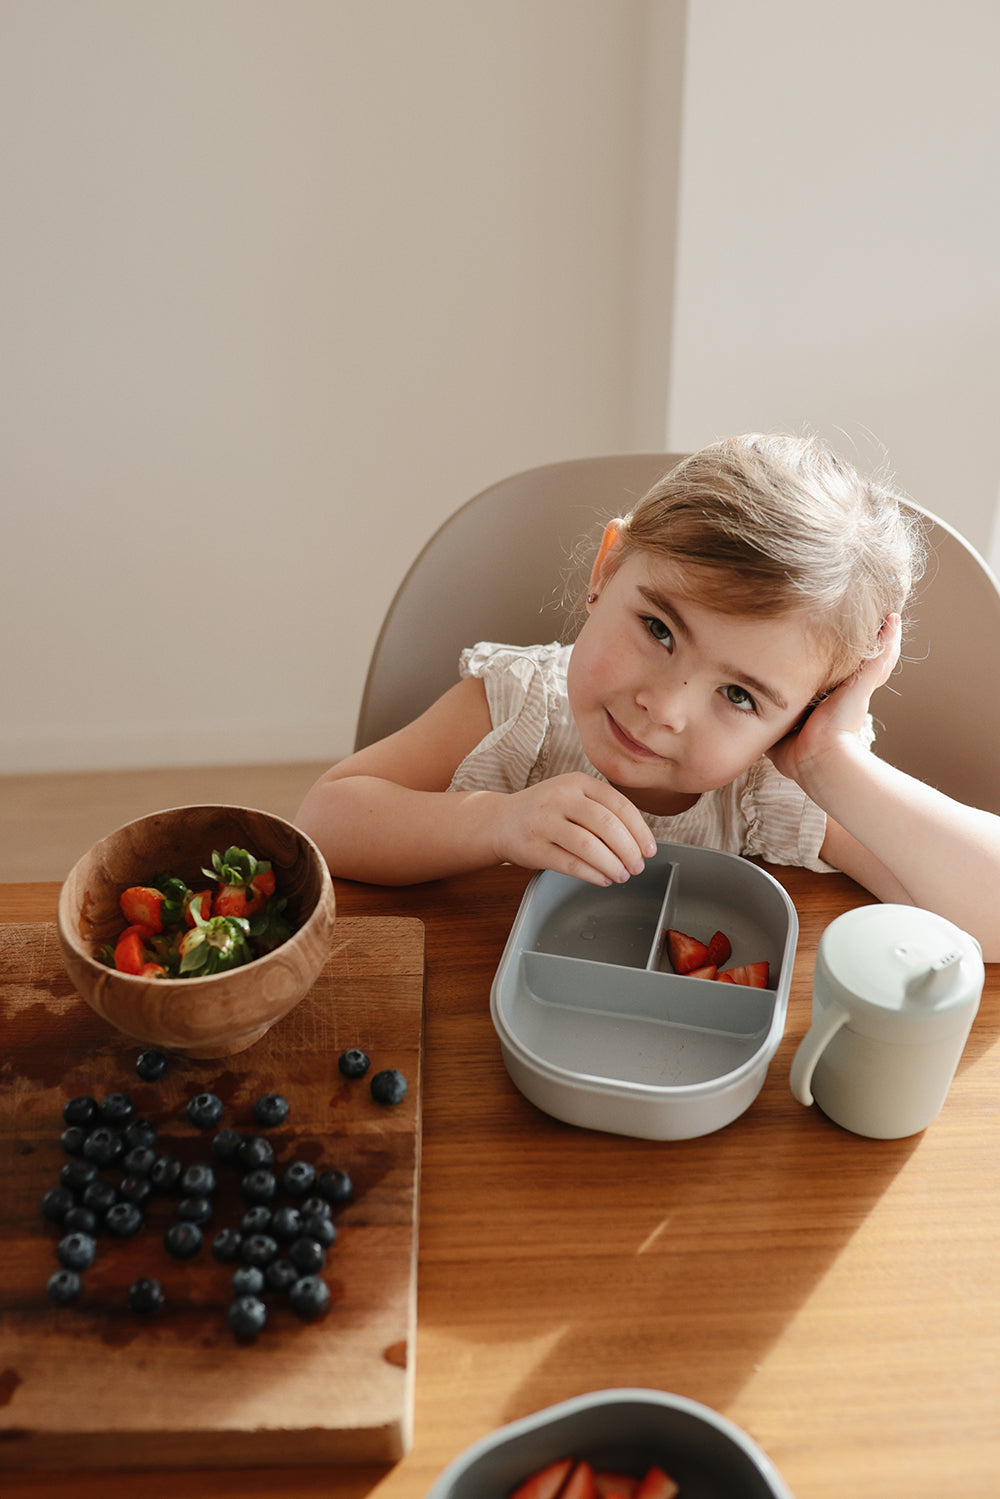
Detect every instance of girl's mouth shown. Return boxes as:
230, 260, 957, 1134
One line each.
606, 711, 662, 761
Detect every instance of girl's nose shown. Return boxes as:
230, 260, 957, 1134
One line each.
636, 677, 689, 730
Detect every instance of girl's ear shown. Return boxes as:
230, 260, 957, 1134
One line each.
588, 522, 622, 595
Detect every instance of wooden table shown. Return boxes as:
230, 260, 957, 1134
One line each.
2, 866, 997, 1499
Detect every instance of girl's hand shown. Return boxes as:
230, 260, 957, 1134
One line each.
767, 614, 902, 785
489, 773, 658, 887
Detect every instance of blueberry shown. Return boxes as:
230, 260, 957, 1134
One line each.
135, 1049, 168, 1082
57, 1231, 97, 1270
281, 1160, 316, 1197
176, 1195, 213, 1225
288, 1275, 330, 1320
264, 1258, 299, 1293
123, 1118, 158, 1151
318, 1169, 352, 1205
252, 1092, 289, 1128
231, 1265, 265, 1297
211, 1128, 243, 1163
63, 1205, 99, 1235
240, 1205, 273, 1236
83, 1126, 124, 1167
298, 1195, 331, 1221
237, 1135, 274, 1170
164, 1221, 203, 1259
240, 1233, 279, 1268
271, 1206, 303, 1244
149, 1155, 183, 1193
300, 1213, 337, 1249
211, 1228, 243, 1263
105, 1201, 144, 1238
59, 1125, 88, 1156
127, 1276, 165, 1314
181, 1163, 216, 1196
289, 1236, 326, 1275
338, 1049, 370, 1079
82, 1178, 119, 1216
240, 1168, 277, 1205
185, 1092, 224, 1130
119, 1174, 153, 1207
99, 1091, 136, 1125
228, 1295, 267, 1340
41, 1185, 77, 1224
47, 1269, 82, 1305
63, 1096, 98, 1127
370, 1068, 407, 1106
123, 1145, 158, 1176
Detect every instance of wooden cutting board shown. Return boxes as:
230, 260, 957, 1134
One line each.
0, 916, 424, 1470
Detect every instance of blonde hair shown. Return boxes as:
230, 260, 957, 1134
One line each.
610, 434, 926, 689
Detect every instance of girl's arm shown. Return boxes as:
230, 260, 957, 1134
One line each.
294, 677, 657, 886
770, 617, 1000, 959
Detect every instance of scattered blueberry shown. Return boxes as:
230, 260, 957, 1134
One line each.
63, 1096, 98, 1127
237, 1135, 274, 1171
180, 1163, 216, 1197
318, 1169, 352, 1205
271, 1206, 303, 1243
164, 1221, 203, 1259
57, 1232, 97, 1270
240, 1233, 279, 1268
185, 1092, 224, 1130
240, 1205, 273, 1235
149, 1155, 183, 1193
123, 1118, 158, 1150
176, 1195, 213, 1225
298, 1195, 331, 1222
338, 1049, 370, 1079
47, 1269, 82, 1305
99, 1092, 136, 1125
240, 1169, 277, 1205
370, 1068, 407, 1106
41, 1185, 77, 1224
289, 1275, 330, 1320
281, 1161, 316, 1197
211, 1128, 243, 1163
119, 1174, 153, 1207
127, 1277, 165, 1314
122, 1145, 157, 1176
82, 1178, 119, 1216
264, 1258, 299, 1293
211, 1228, 243, 1263
289, 1236, 326, 1275
83, 1126, 125, 1167
301, 1213, 337, 1249
59, 1125, 88, 1156
228, 1295, 267, 1340
135, 1049, 168, 1082
63, 1205, 99, 1235
105, 1201, 144, 1238
252, 1093, 289, 1128
232, 1265, 265, 1297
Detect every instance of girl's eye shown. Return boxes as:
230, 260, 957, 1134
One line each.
723, 684, 757, 714
642, 615, 673, 648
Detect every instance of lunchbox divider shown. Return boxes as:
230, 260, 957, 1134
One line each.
645, 858, 679, 972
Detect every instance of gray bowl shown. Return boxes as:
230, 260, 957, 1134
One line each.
425, 1387, 795, 1498
491, 843, 798, 1139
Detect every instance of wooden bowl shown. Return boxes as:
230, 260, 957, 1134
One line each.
57, 805, 336, 1059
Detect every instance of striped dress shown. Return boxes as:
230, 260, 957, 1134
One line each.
449, 640, 851, 872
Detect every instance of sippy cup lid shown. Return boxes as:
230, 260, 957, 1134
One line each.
815, 904, 984, 1044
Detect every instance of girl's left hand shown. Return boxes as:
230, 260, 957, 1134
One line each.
767, 614, 902, 784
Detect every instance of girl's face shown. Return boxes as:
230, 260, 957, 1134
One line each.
567, 550, 831, 815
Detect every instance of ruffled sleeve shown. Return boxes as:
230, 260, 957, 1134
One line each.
448, 642, 559, 793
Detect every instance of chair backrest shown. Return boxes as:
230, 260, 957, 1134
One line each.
355, 454, 1000, 816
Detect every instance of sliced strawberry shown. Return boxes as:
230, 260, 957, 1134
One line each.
185, 889, 213, 926
685, 963, 718, 980
595, 1471, 638, 1497
635, 1467, 679, 1499
561, 1461, 598, 1499
114, 924, 153, 976
717, 960, 770, 987
705, 928, 732, 967
119, 886, 165, 934
665, 929, 709, 974
251, 866, 276, 900
139, 961, 167, 978
509, 1458, 574, 1499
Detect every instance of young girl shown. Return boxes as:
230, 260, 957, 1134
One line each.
296, 434, 1000, 959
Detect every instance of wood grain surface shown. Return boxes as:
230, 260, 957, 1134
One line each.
0, 915, 424, 1470
0, 869, 997, 1499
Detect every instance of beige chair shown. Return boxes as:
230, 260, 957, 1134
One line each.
355, 454, 1000, 815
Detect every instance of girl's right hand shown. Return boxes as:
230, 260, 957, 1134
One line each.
489, 773, 658, 887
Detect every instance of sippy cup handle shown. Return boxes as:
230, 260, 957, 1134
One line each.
789, 1000, 851, 1106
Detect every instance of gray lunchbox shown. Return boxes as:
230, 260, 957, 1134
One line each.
490, 843, 798, 1139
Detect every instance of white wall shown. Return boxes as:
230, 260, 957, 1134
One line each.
668, 0, 1000, 558
1, 0, 685, 773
